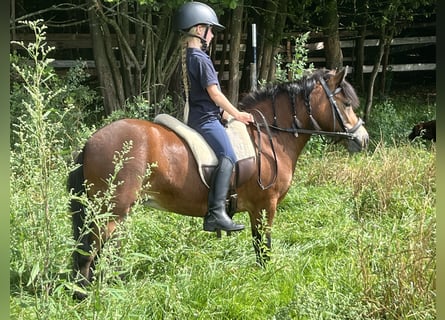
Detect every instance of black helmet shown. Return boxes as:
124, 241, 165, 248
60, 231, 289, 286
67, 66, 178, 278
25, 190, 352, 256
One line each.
174, 2, 225, 32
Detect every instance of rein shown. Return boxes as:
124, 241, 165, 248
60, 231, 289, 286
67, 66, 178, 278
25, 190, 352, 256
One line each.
251, 109, 278, 190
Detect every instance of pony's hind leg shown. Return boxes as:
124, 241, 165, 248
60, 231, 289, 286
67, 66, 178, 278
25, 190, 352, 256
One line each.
92, 192, 136, 276
72, 216, 123, 300
72, 222, 98, 300
71, 194, 127, 300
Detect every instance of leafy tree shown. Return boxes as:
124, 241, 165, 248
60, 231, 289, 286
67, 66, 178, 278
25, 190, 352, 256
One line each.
83, 0, 247, 115
85, 0, 182, 116
10, 0, 435, 121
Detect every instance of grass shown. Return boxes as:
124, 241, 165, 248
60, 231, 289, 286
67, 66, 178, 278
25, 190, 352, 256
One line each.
10, 141, 435, 319
10, 20, 435, 319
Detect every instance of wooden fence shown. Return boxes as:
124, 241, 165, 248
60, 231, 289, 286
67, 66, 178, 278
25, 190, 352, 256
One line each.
11, 32, 436, 77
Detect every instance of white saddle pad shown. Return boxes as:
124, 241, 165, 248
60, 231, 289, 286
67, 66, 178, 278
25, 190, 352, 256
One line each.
154, 114, 255, 187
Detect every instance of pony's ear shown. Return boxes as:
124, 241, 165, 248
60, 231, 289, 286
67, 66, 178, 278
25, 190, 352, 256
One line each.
342, 66, 349, 81
331, 67, 348, 86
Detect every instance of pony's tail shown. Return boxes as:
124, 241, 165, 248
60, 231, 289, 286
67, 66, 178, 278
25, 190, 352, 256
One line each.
67, 150, 88, 274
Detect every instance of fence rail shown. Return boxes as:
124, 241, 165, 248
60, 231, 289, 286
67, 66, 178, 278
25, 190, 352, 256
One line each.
12, 33, 436, 74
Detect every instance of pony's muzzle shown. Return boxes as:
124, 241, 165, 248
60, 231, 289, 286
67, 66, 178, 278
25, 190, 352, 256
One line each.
348, 125, 369, 152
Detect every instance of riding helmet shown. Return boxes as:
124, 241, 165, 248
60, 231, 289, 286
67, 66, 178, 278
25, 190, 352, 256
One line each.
174, 2, 225, 32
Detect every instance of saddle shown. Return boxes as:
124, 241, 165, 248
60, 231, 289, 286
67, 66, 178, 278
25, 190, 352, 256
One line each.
154, 114, 256, 214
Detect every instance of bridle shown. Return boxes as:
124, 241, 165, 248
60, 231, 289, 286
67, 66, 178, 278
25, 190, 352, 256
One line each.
315, 77, 364, 138
251, 76, 364, 190
265, 77, 364, 139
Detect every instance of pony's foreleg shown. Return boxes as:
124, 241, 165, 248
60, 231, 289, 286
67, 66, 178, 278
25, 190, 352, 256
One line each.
252, 228, 272, 267
249, 211, 273, 267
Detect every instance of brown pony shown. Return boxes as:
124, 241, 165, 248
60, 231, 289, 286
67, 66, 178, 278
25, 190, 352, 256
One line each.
68, 68, 368, 299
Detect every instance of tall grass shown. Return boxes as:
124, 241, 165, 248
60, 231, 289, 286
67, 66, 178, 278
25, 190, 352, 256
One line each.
10, 122, 436, 319
10, 21, 435, 319
292, 142, 435, 318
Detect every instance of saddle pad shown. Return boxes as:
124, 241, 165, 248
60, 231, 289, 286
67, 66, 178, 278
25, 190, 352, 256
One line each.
225, 117, 256, 161
153, 114, 255, 187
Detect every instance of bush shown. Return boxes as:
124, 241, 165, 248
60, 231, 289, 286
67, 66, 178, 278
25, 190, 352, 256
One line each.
364, 93, 436, 147
274, 32, 314, 83
10, 22, 100, 152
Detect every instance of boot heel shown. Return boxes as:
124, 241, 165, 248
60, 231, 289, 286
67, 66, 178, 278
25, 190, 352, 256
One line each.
203, 224, 217, 232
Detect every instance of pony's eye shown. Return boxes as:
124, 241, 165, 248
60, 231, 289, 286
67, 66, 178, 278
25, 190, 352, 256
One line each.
344, 100, 352, 108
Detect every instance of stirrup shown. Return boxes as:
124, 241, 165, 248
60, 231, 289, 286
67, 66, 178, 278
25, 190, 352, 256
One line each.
203, 214, 244, 232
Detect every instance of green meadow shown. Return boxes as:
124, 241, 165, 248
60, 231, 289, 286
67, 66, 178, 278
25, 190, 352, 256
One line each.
10, 21, 435, 319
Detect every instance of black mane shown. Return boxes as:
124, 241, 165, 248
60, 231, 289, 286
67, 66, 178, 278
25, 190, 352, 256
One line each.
239, 69, 359, 110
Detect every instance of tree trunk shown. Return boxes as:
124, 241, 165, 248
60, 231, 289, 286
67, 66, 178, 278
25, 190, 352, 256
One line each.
10, 0, 16, 41
118, 0, 135, 99
227, 1, 243, 105
87, 0, 125, 115
380, 41, 391, 97
379, 23, 396, 97
258, 0, 278, 82
154, 4, 181, 110
353, 0, 368, 95
354, 25, 366, 95
322, 0, 343, 70
258, 0, 288, 82
364, 33, 385, 123
145, 8, 154, 103
267, 0, 288, 82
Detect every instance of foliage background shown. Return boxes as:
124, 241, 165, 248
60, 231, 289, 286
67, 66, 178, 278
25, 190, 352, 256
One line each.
10, 0, 436, 117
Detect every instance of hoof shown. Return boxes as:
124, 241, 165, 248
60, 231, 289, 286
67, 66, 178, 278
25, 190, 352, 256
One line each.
73, 290, 88, 301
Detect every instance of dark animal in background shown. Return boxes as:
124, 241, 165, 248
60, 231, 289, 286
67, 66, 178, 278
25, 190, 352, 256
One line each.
408, 120, 436, 142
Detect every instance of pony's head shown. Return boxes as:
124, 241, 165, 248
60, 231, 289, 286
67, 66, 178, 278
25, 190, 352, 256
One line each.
308, 68, 369, 152
240, 68, 369, 153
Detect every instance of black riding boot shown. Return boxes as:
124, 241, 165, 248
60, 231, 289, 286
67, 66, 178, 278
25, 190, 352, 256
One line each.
203, 156, 245, 232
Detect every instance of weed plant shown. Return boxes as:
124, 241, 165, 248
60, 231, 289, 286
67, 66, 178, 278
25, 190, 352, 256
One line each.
10, 20, 78, 312
275, 32, 314, 83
